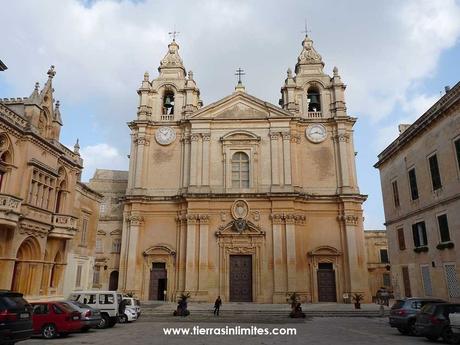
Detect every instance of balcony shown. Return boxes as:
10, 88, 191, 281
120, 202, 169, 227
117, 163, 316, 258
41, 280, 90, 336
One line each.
307, 111, 322, 118
0, 193, 22, 227
160, 114, 174, 121
49, 214, 78, 239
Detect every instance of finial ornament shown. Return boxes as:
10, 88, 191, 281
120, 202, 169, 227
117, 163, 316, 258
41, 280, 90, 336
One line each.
333, 66, 339, 76
73, 138, 80, 154
301, 19, 311, 37
287, 68, 292, 78
47, 65, 56, 79
55, 100, 60, 108
168, 27, 180, 41
144, 71, 149, 81
298, 35, 322, 64
235, 67, 245, 84
188, 70, 194, 80
34, 82, 40, 91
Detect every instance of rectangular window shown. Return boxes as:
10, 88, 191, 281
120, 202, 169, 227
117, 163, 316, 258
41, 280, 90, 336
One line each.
380, 249, 389, 263
75, 265, 82, 288
421, 265, 433, 296
80, 218, 88, 245
392, 180, 400, 207
412, 221, 428, 247
383, 273, 391, 287
112, 239, 121, 253
93, 266, 100, 285
96, 238, 103, 253
445, 264, 460, 298
437, 214, 451, 243
397, 228, 406, 250
428, 154, 442, 190
408, 168, 419, 200
402, 266, 412, 297
455, 138, 460, 172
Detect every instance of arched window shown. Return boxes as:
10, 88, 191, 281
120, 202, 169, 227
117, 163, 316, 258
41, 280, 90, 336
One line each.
162, 90, 175, 115
307, 87, 321, 112
231, 152, 249, 188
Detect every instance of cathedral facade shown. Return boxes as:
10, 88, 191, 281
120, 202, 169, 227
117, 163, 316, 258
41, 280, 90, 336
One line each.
119, 36, 369, 303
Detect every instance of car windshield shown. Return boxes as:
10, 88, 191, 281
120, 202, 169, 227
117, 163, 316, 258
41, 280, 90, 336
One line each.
57, 302, 77, 313
0, 296, 29, 309
68, 294, 80, 301
391, 300, 406, 309
124, 299, 132, 306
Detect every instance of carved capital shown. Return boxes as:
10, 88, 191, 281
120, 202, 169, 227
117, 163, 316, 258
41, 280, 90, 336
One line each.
270, 213, 284, 224
269, 132, 279, 140
333, 133, 350, 143
290, 134, 301, 144
202, 133, 211, 141
181, 134, 191, 144
135, 137, 150, 146
270, 212, 306, 225
128, 215, 144, 226
190, 134, 200, 142
339, 214, 359, 226
199, 214, 209, 224
281, 131, 291, 140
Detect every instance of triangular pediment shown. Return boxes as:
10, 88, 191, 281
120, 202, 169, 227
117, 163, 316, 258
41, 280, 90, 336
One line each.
189, 92, 293, 120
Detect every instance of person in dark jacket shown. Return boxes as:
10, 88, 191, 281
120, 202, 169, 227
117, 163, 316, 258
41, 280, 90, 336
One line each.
214, 296, 222, 316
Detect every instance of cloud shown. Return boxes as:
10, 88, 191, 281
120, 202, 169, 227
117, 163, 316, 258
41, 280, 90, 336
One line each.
79, 143, 128, 181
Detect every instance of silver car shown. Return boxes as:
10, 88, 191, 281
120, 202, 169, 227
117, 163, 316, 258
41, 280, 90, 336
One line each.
61, 300, 102, 331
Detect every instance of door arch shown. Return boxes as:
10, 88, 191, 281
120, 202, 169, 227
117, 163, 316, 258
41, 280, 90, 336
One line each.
11, 237, 41, 295
109, 271, 119, 291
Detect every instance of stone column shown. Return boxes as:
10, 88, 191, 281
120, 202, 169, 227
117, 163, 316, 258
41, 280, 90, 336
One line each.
125, 215, 144, 293
336, 131, 351, 193
198, 215, 209, 294
189, 134, 200, 187
185, 214, 198, 292
282, 131, 292, 186
285, 214, 297, 292
202, 134, 211, 187
182, 136, 191, 188
134, 136, 149, 188
270, 132, 280, 186
271, 213, 286, 296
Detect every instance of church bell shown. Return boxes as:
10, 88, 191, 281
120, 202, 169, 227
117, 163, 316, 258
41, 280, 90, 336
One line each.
164, 96, 173, 108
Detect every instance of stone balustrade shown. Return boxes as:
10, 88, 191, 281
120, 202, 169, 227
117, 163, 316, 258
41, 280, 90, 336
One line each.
0, 193, 22, 227
49, 214, 78, 239
307, 111, 322, 118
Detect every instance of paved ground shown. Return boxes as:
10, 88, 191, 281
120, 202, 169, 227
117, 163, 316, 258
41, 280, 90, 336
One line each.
22, 317, 426, 345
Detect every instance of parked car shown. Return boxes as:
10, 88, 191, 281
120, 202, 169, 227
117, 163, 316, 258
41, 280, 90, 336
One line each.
31, 302, 82, 339
0, 290, 33, 345
118, 307, 138, 323
122, 297, 141, 317
389, 297, 446, 335
68, 291, 121, 329
60, 301, 101, 331
415, 303, 460, 342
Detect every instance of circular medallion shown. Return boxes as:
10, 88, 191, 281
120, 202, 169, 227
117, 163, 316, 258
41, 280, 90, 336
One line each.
306, 124, 327, 143
231, 199, 249, 220
155, 126, 176, 145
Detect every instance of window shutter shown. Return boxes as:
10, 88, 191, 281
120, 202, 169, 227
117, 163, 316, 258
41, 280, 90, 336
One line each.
412, 224, 420, 247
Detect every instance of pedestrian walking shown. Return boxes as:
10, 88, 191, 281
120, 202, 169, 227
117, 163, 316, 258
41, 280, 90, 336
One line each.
214, 296, 222, 316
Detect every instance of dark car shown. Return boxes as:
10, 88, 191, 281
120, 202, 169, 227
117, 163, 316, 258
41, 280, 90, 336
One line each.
31, 302, 83, 339
415, 303, 460, 342
60, 301, 101, 331
0, 291, 33, 345
389, 297, 446, 335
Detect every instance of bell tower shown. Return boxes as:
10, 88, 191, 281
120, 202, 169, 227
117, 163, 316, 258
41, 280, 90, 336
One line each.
136, 39, 201, 122
280, 34, 346, 119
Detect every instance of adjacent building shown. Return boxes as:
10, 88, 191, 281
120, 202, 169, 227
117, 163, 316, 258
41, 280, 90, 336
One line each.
0, 66, 101, 300
375, 82, 460, 301
87, 169, 128, 291
364, 230, 391, 298
118, 35, 370, 303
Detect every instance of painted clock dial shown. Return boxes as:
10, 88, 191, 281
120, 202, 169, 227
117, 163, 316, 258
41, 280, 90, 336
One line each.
155, 126, 176, 145
306, 124, 327, 143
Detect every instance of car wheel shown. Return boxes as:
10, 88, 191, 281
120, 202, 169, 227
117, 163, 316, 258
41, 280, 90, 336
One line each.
408, 320, 418, 336
426, 335, 439, 342
42, 324, 57, 339
442, 327, 457, 344
97, 314, 110, 329
119, 314, 128, 323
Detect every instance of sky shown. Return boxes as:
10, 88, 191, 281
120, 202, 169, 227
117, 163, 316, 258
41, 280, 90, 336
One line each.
1, 0, 459, 229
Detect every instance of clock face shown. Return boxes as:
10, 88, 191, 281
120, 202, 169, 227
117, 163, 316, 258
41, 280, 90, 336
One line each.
306, 124, 327, 143
155, 126, 176, 145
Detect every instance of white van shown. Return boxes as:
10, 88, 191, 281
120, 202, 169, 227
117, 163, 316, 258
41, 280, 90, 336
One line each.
68, 291, 121, 328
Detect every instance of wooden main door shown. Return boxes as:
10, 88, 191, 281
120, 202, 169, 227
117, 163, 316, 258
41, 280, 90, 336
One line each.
149, 263, 167, 300
317, 263, 337, 302
230, 255, 252, 302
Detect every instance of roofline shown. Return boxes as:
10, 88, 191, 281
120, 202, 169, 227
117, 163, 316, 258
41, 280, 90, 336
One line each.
374, 81, 460, 169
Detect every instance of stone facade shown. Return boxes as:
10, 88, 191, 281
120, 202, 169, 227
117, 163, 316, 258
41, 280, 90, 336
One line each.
0, 67, 101, 300
87, 169, 128, 291
119, 36, 370, 303
364, 230, 391, 298
375, 81, 460, 301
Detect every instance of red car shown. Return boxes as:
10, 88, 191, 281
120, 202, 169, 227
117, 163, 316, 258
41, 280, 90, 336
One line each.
31, 302, 83, 339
